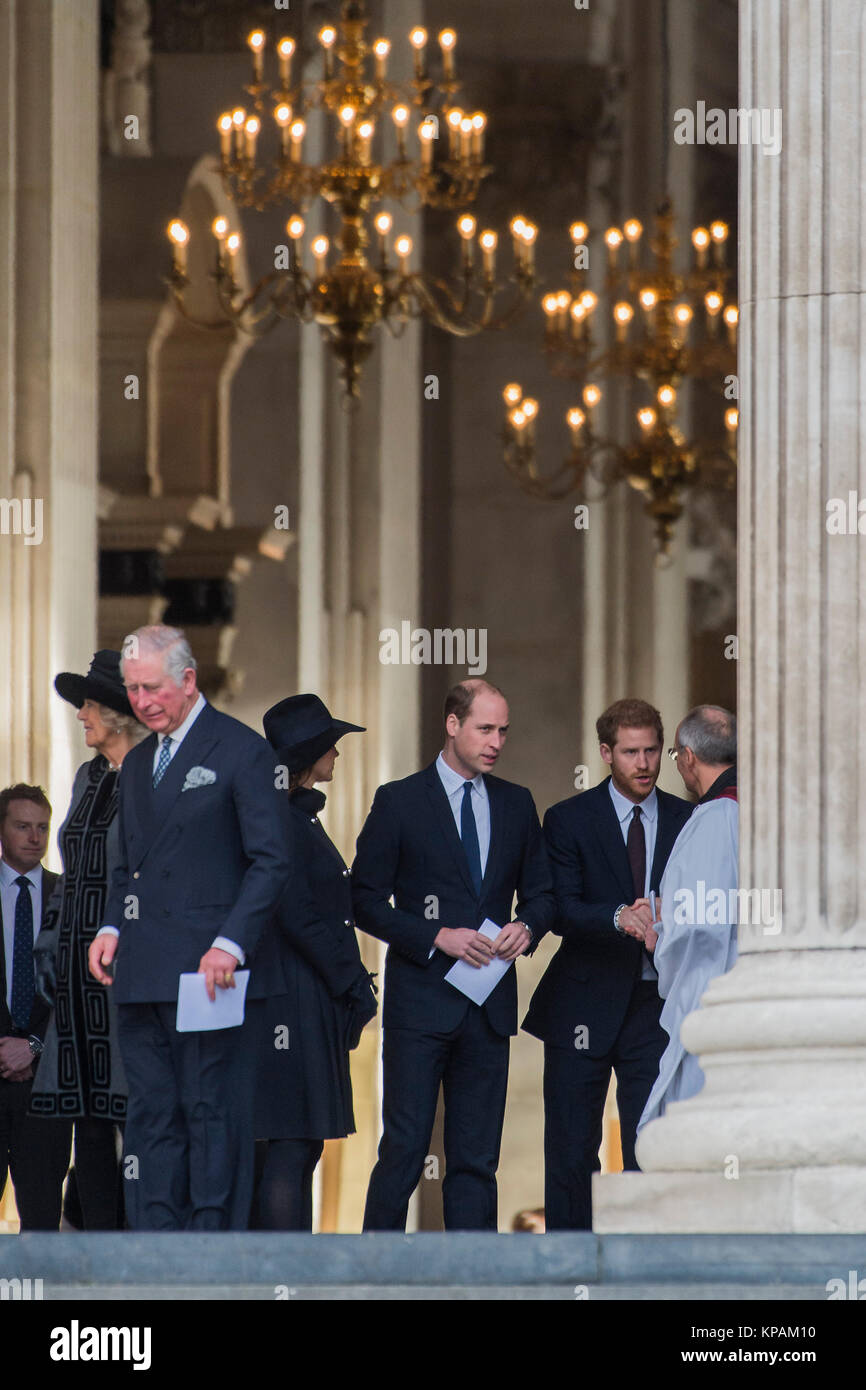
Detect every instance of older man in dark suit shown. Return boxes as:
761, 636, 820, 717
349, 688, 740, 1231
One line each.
354, 678, 554, 1231
0, 784, 70, 1229
523, 697, 692, 1231
88, 624, 292, 1231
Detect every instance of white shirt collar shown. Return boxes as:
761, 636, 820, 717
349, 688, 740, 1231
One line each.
0, 859, 43, 889
436, 751, 484, 795
608, 777, 658, 827
160, 692, 206, 749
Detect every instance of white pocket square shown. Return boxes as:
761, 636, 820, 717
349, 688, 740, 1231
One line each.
182, 766, 217, 792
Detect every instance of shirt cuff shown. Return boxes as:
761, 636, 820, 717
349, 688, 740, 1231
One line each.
97, 925, 120, 938
212, 936, 245, 965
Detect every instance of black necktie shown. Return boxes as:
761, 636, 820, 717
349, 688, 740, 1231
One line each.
461, 781, 483, 895
11, 875, 35, 1030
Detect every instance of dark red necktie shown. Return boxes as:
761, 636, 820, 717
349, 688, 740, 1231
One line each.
627, 805, 646, 900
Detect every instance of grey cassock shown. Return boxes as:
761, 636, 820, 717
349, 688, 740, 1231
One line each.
638, 796, 739, 1132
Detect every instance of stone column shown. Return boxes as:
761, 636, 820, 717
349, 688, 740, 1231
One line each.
596, 0, 866, 1232
0, 0, 99, 835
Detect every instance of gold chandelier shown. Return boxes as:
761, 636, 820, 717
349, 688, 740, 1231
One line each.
166, 1, 537, 399
502, 199, 738, 554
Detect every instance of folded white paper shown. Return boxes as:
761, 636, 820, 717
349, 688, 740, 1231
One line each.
176, 970, 250, 1032
444, 919, 512, 1005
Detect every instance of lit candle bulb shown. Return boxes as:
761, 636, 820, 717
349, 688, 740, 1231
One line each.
439, 28, 457, 79
409, 26, 428, 78
710, 220, 729, 264
373, 38, 390, 80
567, 407, 586, 445
613, 301, 634, 341
520, 221, 538, 271
570, 301, 586, 338
511, 216, 526, 264
471, 112, 486, 160
457, 214, 476, 267
319, 25, 337, 78
725, 407, 739, 437
479, 229, 497, 277
521, 398, 539, 436
657, 384, 677, 411
247, 29, 265, 82
375, 211, 393, 260
277, 37, 295, 89
419, 118, 436, 170
692, 226, 710, 267
580, 290, 597, 315
275, 104, 292, 156
212, 215, 228, 267
286, 215, 305, 264
358, 120, 374, 162
623, 218, 643, 266
604, 226, 623, 268
244, 115, 260, 161
570, 221, 588, 247
503, 383, 523, 408
555, 291, 570, 333
290, 118, 305, 163
674, 303, 693, 337
509, 406, 527, 432
459, 116, 473, 161
583, 383, 602, 414
226, 231, 241, 278
705, 290, 723, 330
231, 107, 246, 157
637, 406, 657, 433
168, 219, 189, 275
392, 104, 410, 157
542, 293, 559, 336
446, 107, 463, 157
394, 234, 412, 275
639, 287, 658, 322
218, 113, 233, 159
724, 304, 738, 345
338, 104, 356, 158
311, 235, 329, 277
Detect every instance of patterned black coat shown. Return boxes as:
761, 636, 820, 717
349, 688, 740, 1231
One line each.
30, 756, 128, 1120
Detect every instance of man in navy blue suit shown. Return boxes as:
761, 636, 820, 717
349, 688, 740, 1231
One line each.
353, 679, 554, 1231
88, 625, 292, 1230
523, 697, 692, 1230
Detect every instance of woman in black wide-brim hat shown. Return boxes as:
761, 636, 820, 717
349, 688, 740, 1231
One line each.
29, 651, 148, 1229
252, 694, 377, 1231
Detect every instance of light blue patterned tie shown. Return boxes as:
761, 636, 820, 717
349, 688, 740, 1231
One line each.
152, 735, 173, 788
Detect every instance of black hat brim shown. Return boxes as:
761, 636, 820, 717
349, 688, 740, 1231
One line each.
54, 673, 134, 720
274, 719, 365, 774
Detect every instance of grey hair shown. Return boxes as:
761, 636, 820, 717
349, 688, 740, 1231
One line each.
677, 705, 737, 765
94, 703, 150, 746
120, 624, 197, 688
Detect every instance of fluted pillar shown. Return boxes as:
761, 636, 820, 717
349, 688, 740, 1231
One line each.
596, 0, 866, 1232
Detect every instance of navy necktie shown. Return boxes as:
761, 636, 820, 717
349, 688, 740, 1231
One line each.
153, 735, 173, 788
11, 875, 35, 1030
627, 806, 646, 899
461, 781, 483, 895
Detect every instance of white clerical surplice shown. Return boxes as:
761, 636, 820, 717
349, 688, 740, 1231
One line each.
638, 795, 739, 1131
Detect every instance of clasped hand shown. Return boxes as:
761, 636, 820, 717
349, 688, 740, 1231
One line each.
434, 921, 530, 968
618, 897, 661, 952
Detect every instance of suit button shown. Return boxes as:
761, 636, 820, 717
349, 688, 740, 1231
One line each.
344, 918, 351, 926
342, 868, 350, 877
310, 817, 318, 824
133, 871, 140, 880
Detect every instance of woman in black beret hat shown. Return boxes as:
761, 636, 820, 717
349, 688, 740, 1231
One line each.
253, 695, 377, 1230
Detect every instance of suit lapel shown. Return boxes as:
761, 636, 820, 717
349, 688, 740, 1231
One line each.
424, 764, 477, 899
480, 776, 503, 899
131, 705, 221, 866
594, 779, 635, 902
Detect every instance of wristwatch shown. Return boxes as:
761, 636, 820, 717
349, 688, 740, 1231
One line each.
27, 1036, 44, 1059
517, 920, 533, 944
613, 904, 627, 934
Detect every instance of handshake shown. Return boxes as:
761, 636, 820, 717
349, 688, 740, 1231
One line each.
616, 897, 662, 951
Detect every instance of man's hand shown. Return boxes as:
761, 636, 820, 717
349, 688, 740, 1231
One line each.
88, 933, 117, 985
492, 920, 532, 961
198, 946, 240, 1002
0, 1037, 34, 1081
644, 924, 659, 952
617, 899, 656, 942
433, 927, 495, 969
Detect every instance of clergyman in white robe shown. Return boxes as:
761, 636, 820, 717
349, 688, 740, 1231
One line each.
638, 794, 738, 1131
